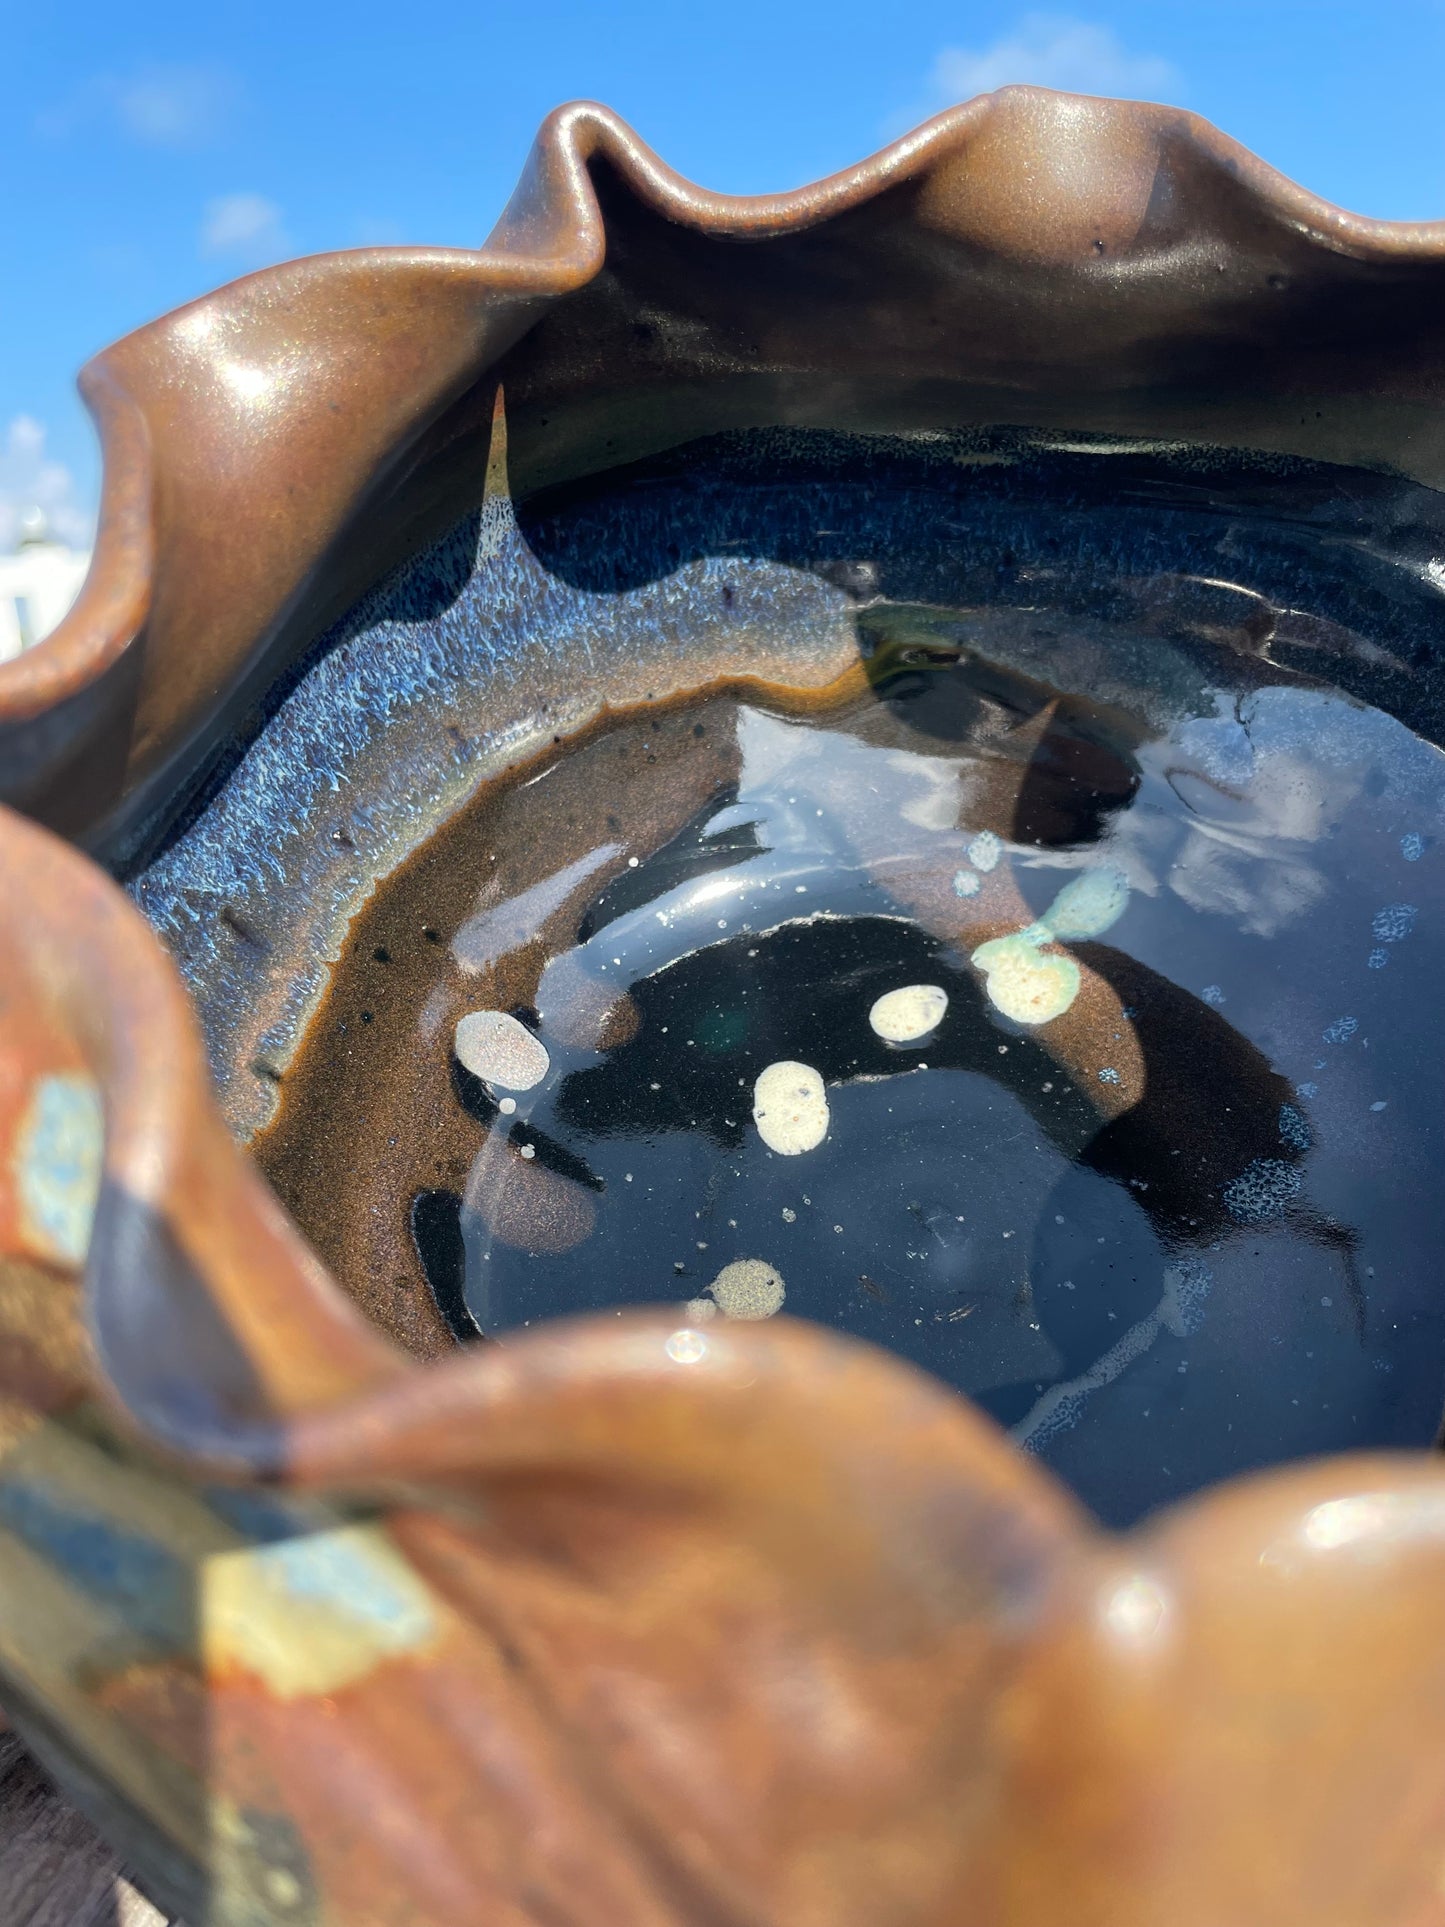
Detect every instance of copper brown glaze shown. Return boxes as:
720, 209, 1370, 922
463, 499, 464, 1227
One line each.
16, 86, 1445, 857
6, 85, 1445, 1925
12, 801, 1445, 1923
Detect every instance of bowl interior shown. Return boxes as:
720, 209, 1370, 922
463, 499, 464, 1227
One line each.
131, 421, 1445, 1525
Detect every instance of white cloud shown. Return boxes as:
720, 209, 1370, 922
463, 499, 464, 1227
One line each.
37, 62, 241, 149
352, 218, 409, 248
0, 418, 94, 554
200, 192, 289, 264
115, 62, 240, 147
909, 13, 1180, 121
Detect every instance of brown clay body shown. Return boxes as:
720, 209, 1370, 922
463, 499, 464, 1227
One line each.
2, 87, 1445, 1924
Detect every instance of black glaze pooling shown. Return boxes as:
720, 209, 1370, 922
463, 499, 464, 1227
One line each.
157, 430, 1445, 1525
416, 655, 1445, 1529
139, 426, 1445, 1157
516, 428, 1445, 754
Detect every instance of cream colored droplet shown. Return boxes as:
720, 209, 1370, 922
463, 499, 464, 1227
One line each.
753, 1060, 829, 1154
971, 933, 1081, 1025
869, 983, 948, 1044
683, 1296, 718, 1322
454, 1010, 550, 1090
709, 1259, 786, 1319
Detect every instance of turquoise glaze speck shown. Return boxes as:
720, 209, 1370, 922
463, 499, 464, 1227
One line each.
15, 1071, 103, 1267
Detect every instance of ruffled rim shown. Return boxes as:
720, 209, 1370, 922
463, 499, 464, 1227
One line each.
8, 87, 1445, 832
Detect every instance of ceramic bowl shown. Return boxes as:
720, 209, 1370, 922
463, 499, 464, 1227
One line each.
6, 89, 1445, 1925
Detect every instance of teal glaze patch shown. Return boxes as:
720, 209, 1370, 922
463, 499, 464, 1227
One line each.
970, 866, 1128, 1026
203, 1523, 439, 1696
1040, 864, 1131, 942
15, 1072, 103, 1267
263, 1528, 432, 1624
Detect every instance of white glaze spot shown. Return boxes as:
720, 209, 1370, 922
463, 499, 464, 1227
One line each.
454, 1010, 550, 1090
753, 1060, 829, 1154
708, 1259, 786, 1320
869, 984, 948, 1044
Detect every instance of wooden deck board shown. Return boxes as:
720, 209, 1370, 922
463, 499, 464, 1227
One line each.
0, 1735, 179, 1927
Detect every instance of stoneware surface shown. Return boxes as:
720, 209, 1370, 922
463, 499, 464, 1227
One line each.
4, 86, 1445, 1925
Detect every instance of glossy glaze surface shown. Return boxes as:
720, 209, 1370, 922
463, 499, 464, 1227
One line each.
233, 433, 1445, 1525
15, 87, 1445, 1927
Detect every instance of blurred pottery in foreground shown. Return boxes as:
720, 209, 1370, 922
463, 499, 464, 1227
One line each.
4, 87, 1445, 1925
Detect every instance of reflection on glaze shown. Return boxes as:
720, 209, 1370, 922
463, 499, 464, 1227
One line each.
665, 1328, 710, 1364
1099, 1570, 1172, 1649
243, 433, 1445, 1527
454, 845, 621, 974
260, 666, 1445, 1528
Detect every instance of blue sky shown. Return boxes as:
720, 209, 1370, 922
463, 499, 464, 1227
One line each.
8, 2, 1445, 543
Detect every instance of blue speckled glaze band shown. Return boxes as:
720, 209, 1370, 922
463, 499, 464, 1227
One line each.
130, 441, 858, 1136
131, 423, 1445, 1141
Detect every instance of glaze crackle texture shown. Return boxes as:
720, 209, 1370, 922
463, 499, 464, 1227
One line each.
7, 86, 1445, 1927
